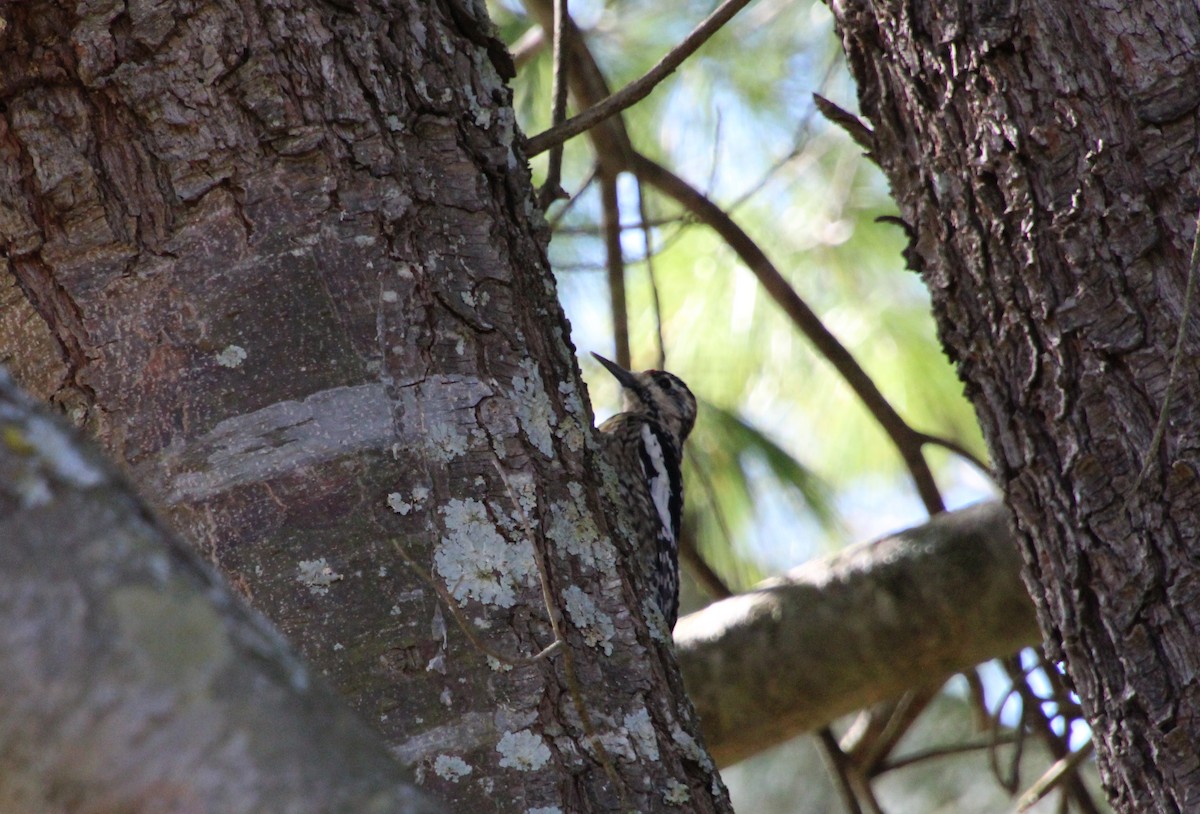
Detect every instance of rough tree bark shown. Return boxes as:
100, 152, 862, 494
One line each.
0, 2, 729, 811
831, 0, 1200, 809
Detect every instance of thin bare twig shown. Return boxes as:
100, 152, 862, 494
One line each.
600, 171, 631, 369
987, 657, 1029, 794
913, 431, 992, 477
537, 0, 571, 209
705, 108, 724, 197
966, 668, 990, 732
521, 0, 633, 169
1016, 742, 1096, 812
525, 0, 755, 156
636, 176, 667, 369
555, 214, 684, 236
855, 688, 938, 774
816, 727, 865, 814
1001, 658, 1102, 814
547, 166, 598, 230
876, 731, 1020, 774
727, 56, 843, 211
850, 775, 887, 814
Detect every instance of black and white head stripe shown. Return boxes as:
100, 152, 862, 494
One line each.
646, 370, 697, 440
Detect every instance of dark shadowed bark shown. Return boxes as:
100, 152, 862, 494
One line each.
0, 2, 729, 810
831, 0, 1200, 809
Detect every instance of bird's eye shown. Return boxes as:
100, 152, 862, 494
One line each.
652, 372, 677, 391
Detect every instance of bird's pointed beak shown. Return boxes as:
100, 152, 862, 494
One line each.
591, 352, 638, 389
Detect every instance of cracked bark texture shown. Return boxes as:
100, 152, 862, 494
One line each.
831, 0, 1200, 809
0, 2, 729, 811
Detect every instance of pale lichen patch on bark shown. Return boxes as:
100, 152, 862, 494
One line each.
546, 482, 614, 574
296, 558, 343, 596
486, 656, 514, 673
387, 492, 413, 515
214, 344, 247, 368
496, 729, 551, 771
510, 359, 557, 458
623, 706, 660, 762
642, 597, 670, 643
433, 497, 535, 608
587, 704, 662, 764
388, 487, 432, 517
553, 380, 588, 452
561, 585, 615, 655
426, 420, 470, 458
670, 722, 713, 769
432, 754, 472, 782
394, 374, 495, 462
664, 779, 691, 805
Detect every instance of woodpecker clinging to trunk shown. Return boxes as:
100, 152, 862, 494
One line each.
592, 352, 697, 630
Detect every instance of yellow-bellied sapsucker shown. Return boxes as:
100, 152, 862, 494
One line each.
592, 352, 697, 629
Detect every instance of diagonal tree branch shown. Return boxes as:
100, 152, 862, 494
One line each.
522, 0, 958, 514
522, 0, 634, 170
630, 151, 948, 513
525, 0, 756, 156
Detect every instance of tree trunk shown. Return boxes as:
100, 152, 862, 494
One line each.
831, 0, 1200, 809
0, 2, 728, 810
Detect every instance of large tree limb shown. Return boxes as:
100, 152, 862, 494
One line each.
677, 502, 1040, 767
0, 373, 440, 814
